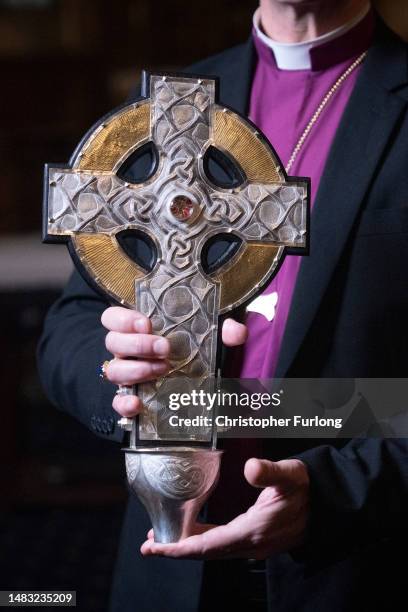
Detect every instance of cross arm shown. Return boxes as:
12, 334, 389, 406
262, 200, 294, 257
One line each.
206, 180, 309, 249
46, 168, 151, 237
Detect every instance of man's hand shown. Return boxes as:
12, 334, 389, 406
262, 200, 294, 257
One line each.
140, 457, 310, 560
101, 306, 248, 417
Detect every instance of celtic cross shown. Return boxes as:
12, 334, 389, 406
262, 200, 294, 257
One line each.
44, 73, 309, 444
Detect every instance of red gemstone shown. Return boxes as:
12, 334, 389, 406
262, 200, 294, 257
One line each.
170, 195, 194, 220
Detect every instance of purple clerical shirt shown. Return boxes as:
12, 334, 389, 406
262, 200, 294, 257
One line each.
238, 10, 374, 378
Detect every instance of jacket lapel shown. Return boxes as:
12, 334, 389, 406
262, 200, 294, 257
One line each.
214, 38, 256, 115
275, 21, 408, 377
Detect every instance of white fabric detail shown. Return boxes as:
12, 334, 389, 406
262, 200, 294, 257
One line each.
246, 291, 278, 321
252, 4, 370, 70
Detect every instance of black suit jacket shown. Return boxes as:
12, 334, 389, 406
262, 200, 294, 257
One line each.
38, 17, 408, 612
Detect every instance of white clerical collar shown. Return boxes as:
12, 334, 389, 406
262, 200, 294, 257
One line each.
253, 3, 371, 70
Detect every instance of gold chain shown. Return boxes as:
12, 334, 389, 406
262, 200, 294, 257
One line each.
285, 51, 367, 173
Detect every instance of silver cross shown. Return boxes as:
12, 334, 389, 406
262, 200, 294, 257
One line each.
45, 74, 308, 442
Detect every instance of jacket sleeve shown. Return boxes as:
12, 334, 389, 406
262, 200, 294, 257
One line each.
293, 438, 408, 564
37, 269, 125, 443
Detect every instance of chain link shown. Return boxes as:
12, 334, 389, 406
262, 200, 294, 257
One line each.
285, 51, 367, 173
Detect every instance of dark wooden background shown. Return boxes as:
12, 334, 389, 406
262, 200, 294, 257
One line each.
0, 0, 258, 234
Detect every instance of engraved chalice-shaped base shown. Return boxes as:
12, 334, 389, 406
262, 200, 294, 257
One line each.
125, 448, 222, 543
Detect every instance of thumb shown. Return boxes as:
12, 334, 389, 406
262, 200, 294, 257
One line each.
244, 457, 308, 490
222, 318, 248, 347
